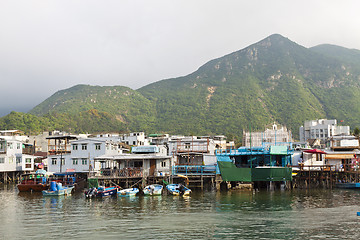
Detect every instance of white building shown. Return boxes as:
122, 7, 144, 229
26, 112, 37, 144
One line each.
120, 132, 147, 146
94, 145, 172, 177
168, 136, 216, 165
299, 119, 350, 142
0, 138, 35, 172
47, 138, 121, 173
148, 133, 170, 146
243, 123, 292, 148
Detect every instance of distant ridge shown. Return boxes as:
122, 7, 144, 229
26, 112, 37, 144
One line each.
2, 34, 360, 138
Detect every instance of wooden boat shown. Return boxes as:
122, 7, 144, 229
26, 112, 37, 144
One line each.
117, 188, 139, 197
42, 181, 74, 196
17, 171, 49, 192
143, 184, 163, 196
84, 186, 119, 198
335, 182, 360, 189
166, 184, 191, 196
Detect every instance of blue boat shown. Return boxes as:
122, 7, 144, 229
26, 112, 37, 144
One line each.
85, 186, 119, 198
143, 184, 163, 196
43, 181, 74, 196
117, 188, 139, 197
51, 172, 86, 192
166, 184, 191, 196
335, 182, 360, 189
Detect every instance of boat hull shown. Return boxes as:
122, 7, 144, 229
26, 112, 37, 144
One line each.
166, 184, 191, 196
143, 184, 163, 196
118, 188, 139, 197
17, 184, 49, 192
43, 186, 74, 196
335, 183, 360, 189
97, 187, 118, 197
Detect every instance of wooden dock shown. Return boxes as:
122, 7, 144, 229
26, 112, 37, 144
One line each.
292, 165, 360, 189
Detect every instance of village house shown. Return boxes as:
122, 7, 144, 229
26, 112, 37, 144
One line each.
168, 135, 216, 166
299, 119, 350, 144
0, 137, 36, 182
243, 123, 293, 148
47, 137, 121, 173
94, 145, 171, 177
325, 135, 360, 172
120, 132, 147, 146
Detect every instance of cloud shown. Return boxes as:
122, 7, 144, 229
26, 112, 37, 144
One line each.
0, 0, 360, 116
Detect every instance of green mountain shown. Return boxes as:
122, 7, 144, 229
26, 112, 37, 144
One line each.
29, 85, 157, 133
2, 34, 360, 139
138, 34, 360, 137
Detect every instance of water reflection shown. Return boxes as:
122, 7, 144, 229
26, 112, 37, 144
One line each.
1, 185, 360, 239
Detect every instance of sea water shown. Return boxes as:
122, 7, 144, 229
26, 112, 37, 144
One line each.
0, 185, 360, 239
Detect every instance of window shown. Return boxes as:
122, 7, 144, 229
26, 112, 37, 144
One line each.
72, 158, 78, 165
82, 158, 87, 165
161, 161, 166, 167
25, 158, 31, 163
95, 144, 101, 150
61, 158, 65, 165
17, 143, 21, 149
73, 144, 78, 150
0, 142, 3, 150
0, 158, 4, 164
82, 144, 87, 150
16, 156, 21, 164
8, 143, 13, 149
185, 143, 191, 149
133, 141, 136, 145
52, 158, 57, 165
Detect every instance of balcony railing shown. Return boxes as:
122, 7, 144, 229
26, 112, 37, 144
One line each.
48, 145, 72, 155
172, 165, 217, 176
99, 167, 143, 178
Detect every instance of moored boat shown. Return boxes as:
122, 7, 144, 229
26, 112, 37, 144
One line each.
143, 184, 163, 196
166, 184, 191, 196
50, 172, 86, 192
42, 181, 74, 196
84, 186, 119, 198
117, 188, 139, 197
17, 170, 49, 192
335, 182, 360, 189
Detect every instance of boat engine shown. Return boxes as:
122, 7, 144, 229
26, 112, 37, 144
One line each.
85, 187, 97, 198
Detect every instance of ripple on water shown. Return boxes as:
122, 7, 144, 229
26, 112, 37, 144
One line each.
1, 186, 360, 239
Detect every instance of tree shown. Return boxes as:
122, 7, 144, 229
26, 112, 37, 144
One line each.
353, 127, 360, 136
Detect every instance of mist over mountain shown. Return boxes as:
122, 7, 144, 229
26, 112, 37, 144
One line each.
2, 34, 360, 139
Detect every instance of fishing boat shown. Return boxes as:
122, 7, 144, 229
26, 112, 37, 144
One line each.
117, 188, 139, 197
84, 186, 119, 198
143, 184, 163, 196
50, 172, 86, 192
166, 184, 191, 196
42, 181, 74, 196
17, 170, 49, 192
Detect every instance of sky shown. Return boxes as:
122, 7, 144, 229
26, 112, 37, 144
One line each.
1, 0, 360, 116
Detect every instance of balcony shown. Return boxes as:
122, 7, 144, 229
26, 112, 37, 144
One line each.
98, 167, 144, 178
172, 165, 217, 176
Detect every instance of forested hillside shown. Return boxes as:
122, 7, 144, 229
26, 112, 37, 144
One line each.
2, 34, 360, 139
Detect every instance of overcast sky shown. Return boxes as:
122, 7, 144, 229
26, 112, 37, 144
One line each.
1, 0, 360, 116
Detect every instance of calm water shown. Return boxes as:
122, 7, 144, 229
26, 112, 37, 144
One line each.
1, 185, 360, 240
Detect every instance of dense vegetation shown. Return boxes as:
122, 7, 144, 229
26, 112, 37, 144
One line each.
2, 34, 360, 139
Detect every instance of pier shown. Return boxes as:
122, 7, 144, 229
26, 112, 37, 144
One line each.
291, 164, 360, 189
